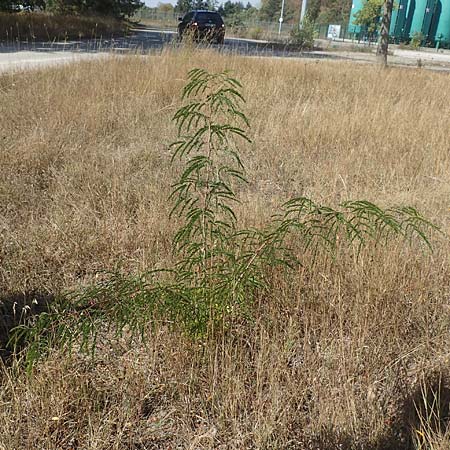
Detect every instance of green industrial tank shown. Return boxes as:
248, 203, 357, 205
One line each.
429, 0, 441, 42
391, 0, 409, 39
390, 4, 399, 35
435, 0, 450, 45
422, 0, 437, 40
409, 0, 429, 36
347, 0, 365, 34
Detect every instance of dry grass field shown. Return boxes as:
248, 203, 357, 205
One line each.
0, 12, 126, 42
0, 49, 450, 449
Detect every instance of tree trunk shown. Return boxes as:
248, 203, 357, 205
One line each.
377, 0, 394, 67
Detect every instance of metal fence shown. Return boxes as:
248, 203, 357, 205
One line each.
134, 10, 379, 44
135, 10, 297, 40
135, 10, 179, 28
315, 23, 379, 45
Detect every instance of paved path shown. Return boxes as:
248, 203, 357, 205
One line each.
0, 28, 356, 74
0, 50, 108, 72
1, 27, 450, 73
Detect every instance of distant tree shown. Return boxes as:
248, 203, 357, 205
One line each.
157, 2, 174, 13
218, 1, 244, 16
0, 0, 45, 11
317, 0, 351, 23
0, 0, 14, 11
259, 0, 298, 23
192, 0, 208, 8
29, 0, 46, 9
353, 0, 383, 35
45, 0, 81, 14
45, 0, 143, 16
91, 0, 144, 17
175, 0, 216, 13
307, 0, 322, 22
175, 0, 192, 13
259, 0, 280, 21
218, 0, 254, 27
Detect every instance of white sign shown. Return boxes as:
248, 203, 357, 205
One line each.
327, 24, 341, 40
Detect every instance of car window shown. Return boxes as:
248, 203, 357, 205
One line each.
194, 12, 224, 25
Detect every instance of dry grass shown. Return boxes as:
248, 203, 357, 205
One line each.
0, 49, 450, 449
0, 12, 127, 42
138, 17, 179, 30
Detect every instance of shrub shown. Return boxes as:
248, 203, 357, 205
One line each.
248, 26, 263, 40
410, 31, 425, 49
289, 15, 315, 49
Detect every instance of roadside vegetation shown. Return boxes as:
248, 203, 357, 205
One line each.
167, 0, 351, 26
0, 0, 140, 42
1, 49, 450, 448
0, 12, 127, 41
352, 0, 384, 38
139, 0, 351, 43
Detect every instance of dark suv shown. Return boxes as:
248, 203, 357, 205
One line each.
178, 10, 225, 44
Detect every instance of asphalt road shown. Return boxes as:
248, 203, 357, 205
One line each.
0, 27, 340, 73
1, 27, 449, 73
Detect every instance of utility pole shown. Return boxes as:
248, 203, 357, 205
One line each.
299, 0, 308, 28
279, 0, 286, 35
377, 0, 394, 67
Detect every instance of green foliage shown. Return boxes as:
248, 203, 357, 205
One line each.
174, 0, 192, 14
276, 198, 437, 257
305, 0, 321, 22
0, 0, 12, 11
218, 1, 258, 28
0, 0, 142, 17
168, 68, 262, 332
218, 0, 245, 17
259, 0, 281, 22
315, 0, 352, 24
353, 0, 384, 35
170, 69, 249, 273
289, 14, 315, 49
249, 26, 263, 39
11, 68, 440, 371
174, 0, 217, 14
0, 0, 44, 12
410, 31, 425, 49
52, 0, 143, 17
